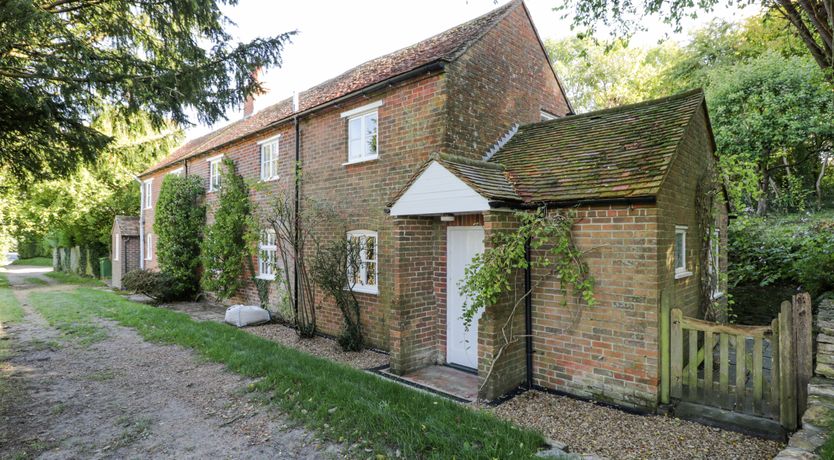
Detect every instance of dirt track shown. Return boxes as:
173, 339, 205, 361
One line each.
0, 266, 339, 459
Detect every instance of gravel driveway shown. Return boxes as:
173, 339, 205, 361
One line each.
0, 267, 340, 459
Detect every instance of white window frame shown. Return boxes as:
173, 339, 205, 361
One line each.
207, 155, 223, 192
145, 233, 153, 261
674, 225, 692, 279
347, 230, 378, 295
169, 167, 184, 176
143, 179, 153, 209
342, 101, 382, 165
259, 135, 281, 181
540, 110, 558, 121
257, 229, 277, 280
710, 228, 723, 299
113, 233, 119, 261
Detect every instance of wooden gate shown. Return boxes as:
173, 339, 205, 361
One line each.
660, 293, 812, 431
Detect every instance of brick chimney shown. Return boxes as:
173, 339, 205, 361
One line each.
243, 67, 263, 118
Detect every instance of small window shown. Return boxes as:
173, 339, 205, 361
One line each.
674, 226, 691, 279
709, 229, 723, 298
143, 180, 153, 209
347, 111, 378, 163
540, 110, 558, 121
169, 167, 184, 176
258, 229, 277, 280
208, 156, 222, 192
260, 138, 280, 181
113, 233, 119, 261
347, 230, 378, 294
145, 233, 153, 261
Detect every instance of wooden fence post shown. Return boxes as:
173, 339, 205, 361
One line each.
671, 308, 683, 399
779, 303, 797, 430
661, 289, 671, 404
793, 293, 813, 419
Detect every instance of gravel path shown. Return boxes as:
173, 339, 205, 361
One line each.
0, 266, 340, 459
160, 300, 389, 370
492, 390, 784, 460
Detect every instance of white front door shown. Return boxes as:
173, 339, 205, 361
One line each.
446, 226, 485, 370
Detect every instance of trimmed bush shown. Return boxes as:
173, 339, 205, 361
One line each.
122, 269, 176, 303
154, 175, 205, 299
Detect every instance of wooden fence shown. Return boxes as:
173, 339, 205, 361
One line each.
660, 293, 812, 431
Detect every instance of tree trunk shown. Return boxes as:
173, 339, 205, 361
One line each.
818, 152, 830, 207
757, 167, 770, 215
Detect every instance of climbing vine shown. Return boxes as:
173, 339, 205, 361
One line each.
312, 236, 364, 351
696, 168, 728, 322
458, 207, 595, 389
201, 158, 253, 300
155, 174, 205, 299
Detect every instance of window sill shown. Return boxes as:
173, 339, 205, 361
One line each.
260, 176, 280, 183
342, 156, 379, 167
349, 285, 378, 295
712, 291, 725, 300
256, 275, 275, 281
675, 270, 693, 280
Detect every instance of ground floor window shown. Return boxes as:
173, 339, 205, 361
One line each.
145, 233, 153, 261
258, 229, 277, 280
674, 225, 691, 279
347, 230, 378, 294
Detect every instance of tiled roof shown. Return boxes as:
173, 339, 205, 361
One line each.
114, 216, 140, 236
491, 89, 706, 203
388, 90, 707, 210
142, 1, 519, 176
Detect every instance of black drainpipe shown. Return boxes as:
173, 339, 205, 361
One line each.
293, 116, 301, 320
524, 238, 533, 389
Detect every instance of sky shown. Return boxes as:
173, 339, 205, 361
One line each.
185, 0, 760, 138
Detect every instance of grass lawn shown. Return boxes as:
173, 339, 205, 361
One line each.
24, 277, 49, 286
0, 277, 24, 361
45, 271, 105, 286
10, 257, 53, 267
29, 287, 545, 459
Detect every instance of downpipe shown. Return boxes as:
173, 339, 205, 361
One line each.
525, 238, 533, 389
132, 175, 145, 270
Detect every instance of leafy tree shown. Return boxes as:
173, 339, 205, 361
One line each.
201, 159, 252, 300
545, 36, 678, 111
0, 0, 294, 182
557, 0, 834, 79
706, 51, 834, 214
154, 174, 205, 298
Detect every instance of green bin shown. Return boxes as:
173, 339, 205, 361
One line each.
99, 257, 112, 278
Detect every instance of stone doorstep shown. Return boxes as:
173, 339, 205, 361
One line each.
788, 427, 828, 452
801, 404, 833, 429
817, 334, 834, 345
773, 446, 821, 459
817, 353, 834, 365
814, 363, 834, 379
817, 343, 834, 354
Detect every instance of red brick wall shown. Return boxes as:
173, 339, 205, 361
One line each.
443, 2, 570, 159
529, 204, 661, 409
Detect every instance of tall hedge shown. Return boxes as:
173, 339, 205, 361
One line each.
200, 158, 252, 299
154, 174, 205, 298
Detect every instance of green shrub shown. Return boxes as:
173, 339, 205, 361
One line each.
122, 269, 176, 303
201, 159, 253, 299
729, 213, 834, 297
154, 175, 205, 299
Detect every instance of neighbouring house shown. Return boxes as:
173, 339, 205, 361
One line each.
111, 216, 140, 289
134, 0, 727, 411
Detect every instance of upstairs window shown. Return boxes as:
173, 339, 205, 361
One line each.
143, 180, 153, 209
342, 101, 381, 164
674, 226, 691, 279
258, 229, 277, 280
347, 230, 378, 294
259, 136, 280, 181
208, 156, 222, 192
169, 167, 184, 176
540, 110, 558, 121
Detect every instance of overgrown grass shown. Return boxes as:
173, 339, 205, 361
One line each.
37, 288, 544, 459
23, 277, 48, 286
10, 257, 53, 267
45, 271, 104, 286
28, 291, 107, 346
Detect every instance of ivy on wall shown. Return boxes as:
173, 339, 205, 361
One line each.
201, 158, 253, 300
154, 174, 205, 298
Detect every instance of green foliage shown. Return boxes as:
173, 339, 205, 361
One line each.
154, 175, 205, 299
312, 238, 363, 351
201, 159, 253, 300
729, 213, 834, 297
459, 209, 594, 329
122, 269, 176, 303
0, 0, 294, 183
10, 257, 52, 267
545, 36, 678, 112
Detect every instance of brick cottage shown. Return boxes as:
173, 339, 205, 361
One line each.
130, 0, 727, 410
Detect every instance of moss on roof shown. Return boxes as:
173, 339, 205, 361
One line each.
491, 89, 706, 203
